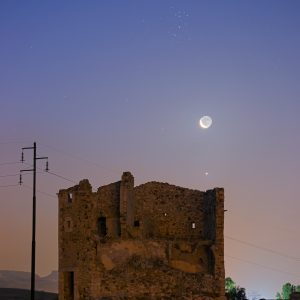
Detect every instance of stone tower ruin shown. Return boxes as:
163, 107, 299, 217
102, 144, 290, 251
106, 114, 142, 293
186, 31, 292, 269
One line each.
58, 172, 225, 300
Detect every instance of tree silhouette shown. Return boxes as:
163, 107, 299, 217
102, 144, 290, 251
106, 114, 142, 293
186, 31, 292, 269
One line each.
225, 277, 247, 300
276, 282, 300, 299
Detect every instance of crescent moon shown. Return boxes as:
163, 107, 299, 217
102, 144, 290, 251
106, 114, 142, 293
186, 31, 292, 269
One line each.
199, 116, 212, 129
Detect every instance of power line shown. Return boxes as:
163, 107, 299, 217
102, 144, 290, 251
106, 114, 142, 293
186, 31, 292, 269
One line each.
46, 170, 77, 184
226, 254, 300, 278
0, 181, 56, 197
0, 184, 19, 188
23, 162, 77, 184
0, 172, 42, 180
0, 137, 30, 144
23, 184, 56, 199
3, 152, 300, 280
225, 235, 300, 261
0, 161, 21, 166
0, 172, 39, 178
40, 143, 120, 175
0, 173, 19, 178
2, 186, 296, 279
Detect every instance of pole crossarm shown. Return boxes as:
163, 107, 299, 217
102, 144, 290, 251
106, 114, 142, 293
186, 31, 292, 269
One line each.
22, 147, 34, 150
36, 156, 48, 160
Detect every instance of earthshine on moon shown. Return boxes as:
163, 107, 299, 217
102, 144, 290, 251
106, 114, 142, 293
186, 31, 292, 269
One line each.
199, 116, 212, 129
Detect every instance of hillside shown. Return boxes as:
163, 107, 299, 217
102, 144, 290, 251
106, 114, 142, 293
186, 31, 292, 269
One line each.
0, 271, 58, 293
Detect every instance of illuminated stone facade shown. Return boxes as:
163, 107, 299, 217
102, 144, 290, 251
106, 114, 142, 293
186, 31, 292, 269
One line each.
58, 172, 225, 300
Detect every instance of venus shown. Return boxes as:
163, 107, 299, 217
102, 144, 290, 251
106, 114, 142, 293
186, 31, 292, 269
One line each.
199, 115, 212, 129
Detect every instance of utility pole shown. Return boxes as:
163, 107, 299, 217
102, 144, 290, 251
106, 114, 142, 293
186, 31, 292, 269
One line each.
20, 142, 48, 300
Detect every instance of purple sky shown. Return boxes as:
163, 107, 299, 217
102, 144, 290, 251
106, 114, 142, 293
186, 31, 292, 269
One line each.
1, 1, 300, 298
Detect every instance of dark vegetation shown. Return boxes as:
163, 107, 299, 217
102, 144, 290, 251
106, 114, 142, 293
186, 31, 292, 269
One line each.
276, 283, 300, 300
225, 277, 247, 300
226, 277, 300, 299
0, 288, 58, 300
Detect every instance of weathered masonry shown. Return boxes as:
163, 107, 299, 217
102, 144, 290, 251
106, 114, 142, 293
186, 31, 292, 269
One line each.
58, 172, 225, 300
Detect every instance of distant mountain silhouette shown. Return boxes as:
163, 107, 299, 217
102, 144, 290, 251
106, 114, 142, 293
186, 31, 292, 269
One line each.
0, 288, 57, 300
0, 270, 58, 293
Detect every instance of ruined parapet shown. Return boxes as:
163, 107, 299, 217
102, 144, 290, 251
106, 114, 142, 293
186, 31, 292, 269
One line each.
120, 171, 135, 237
97, 181, 121, 239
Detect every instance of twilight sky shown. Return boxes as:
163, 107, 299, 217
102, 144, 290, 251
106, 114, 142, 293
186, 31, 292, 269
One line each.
1, 1, 300, 298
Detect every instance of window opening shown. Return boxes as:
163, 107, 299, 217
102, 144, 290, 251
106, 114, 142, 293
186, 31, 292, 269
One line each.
192, 222, 196, 229
134, 220, 140, 227
67, 193, 73, 203
64, 217, 73, 232
98, 217, 107, 237
207, 248, 215, 275
63, 271, 74, 300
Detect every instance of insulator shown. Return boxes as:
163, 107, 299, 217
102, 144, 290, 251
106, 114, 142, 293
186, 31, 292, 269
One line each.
19, 174, 22, 185
45, 161, 49, 172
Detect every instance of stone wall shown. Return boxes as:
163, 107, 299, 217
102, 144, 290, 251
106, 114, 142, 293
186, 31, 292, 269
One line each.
134, 182, 205, 239
58, 172, 225, 300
